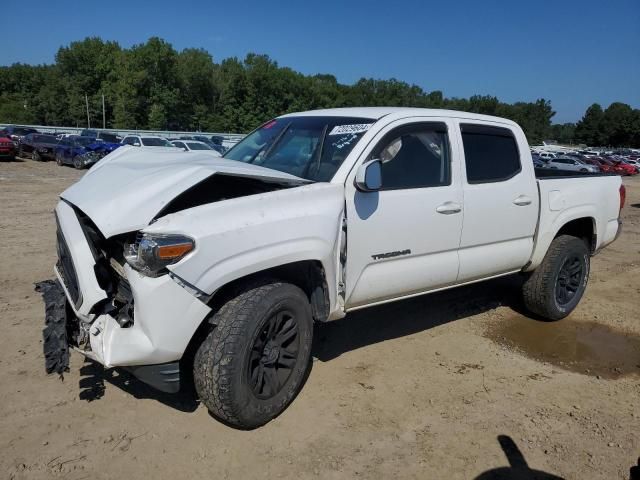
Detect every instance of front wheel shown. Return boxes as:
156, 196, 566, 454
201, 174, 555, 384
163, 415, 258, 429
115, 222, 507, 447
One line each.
73, 156, 83, 169
522, 235, 590, 320
56, 153, 63, 166
194, 281, 313, 429
32, 150, 41, 161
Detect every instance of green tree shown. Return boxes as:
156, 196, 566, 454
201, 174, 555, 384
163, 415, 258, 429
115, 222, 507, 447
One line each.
602, 102, 635, 146
575, 104, 606, 145
1, 35, 637, 147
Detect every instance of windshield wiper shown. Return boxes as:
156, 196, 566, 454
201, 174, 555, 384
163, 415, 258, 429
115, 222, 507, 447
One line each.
303, 124, 328, 179
247, 122, 291, 164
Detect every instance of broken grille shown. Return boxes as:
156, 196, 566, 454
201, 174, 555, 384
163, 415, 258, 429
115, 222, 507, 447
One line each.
55, 217, 83, 308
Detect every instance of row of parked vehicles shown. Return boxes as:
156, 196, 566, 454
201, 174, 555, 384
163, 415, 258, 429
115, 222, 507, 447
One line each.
0, 125, 228, 168
531, 149, 640, 176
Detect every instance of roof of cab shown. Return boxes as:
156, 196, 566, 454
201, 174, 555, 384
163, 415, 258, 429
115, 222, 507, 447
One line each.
280, 107, 518, 126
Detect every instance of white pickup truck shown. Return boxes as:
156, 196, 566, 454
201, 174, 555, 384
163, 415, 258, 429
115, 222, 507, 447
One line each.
51, 108, 624, 428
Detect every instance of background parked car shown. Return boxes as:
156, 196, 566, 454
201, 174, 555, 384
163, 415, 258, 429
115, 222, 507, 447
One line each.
538, 152, 558, 161
623, 158, 640, 172
546, 156, 599, 173
178, 135, 226, 154
55, 135, 120, 169
582, 158, 603, 172
171, 140, 222, 155
121, 135, 176, 148
0, 125, 39, 146
18, 133, 59, 161
592, 157, 624, 174
80, 129, 121, 143
0, 133, 17, 161
531, 153, 546, 168
604, 157, 638, 175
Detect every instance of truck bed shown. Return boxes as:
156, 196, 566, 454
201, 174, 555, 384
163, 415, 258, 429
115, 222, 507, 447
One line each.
534, 168, 619, 179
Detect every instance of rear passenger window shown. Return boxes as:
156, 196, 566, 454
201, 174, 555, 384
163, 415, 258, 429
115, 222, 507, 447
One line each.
461, 124, 521, 183
371, 122, 450, 190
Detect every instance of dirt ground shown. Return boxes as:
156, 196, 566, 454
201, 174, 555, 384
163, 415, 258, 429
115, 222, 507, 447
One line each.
1, 158, 639, 480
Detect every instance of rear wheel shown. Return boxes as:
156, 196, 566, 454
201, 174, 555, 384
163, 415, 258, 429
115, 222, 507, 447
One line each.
522, 235, 590, 320
56, 153, 63, 166
194, 281, 313, 429
579, 168, 588, 172
32, 150, 41, 161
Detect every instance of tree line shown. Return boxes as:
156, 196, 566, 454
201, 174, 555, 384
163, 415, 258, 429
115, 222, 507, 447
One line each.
0, 37, 638, 146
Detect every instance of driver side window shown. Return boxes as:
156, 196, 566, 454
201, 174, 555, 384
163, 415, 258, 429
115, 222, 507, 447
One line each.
370, 122, 451, 190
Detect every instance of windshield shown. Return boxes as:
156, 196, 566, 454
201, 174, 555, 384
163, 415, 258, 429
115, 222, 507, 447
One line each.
187, 142, 212, 150
225, 116, 376, 181
16, 128, 37, 136
142, 137, 172, 147
99, 133, 119, 143
75, 137, 95, 146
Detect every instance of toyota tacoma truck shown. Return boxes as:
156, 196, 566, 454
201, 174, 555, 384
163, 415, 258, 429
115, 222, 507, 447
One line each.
50, 108, 624, 428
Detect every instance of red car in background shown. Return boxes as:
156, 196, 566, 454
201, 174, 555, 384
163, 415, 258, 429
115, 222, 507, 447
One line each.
591, 157, 618, 174
0, 134, 16, 161
602, 156, 638, 175
583, 158, 603, 172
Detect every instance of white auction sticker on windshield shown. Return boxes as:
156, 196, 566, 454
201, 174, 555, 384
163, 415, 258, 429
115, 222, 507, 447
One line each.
328, 124, 371, 136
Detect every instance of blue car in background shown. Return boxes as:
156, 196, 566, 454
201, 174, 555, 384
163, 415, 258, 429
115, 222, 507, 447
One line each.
54, 135, 121, 169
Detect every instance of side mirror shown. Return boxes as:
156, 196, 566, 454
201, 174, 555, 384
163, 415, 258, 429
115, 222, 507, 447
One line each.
355, 159, 382, 192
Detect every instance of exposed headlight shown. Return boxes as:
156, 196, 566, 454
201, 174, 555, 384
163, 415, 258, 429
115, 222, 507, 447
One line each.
124, 233, 195, 276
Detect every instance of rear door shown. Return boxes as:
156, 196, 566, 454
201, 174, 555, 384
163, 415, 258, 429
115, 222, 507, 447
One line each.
456, 122, 539, 281
344, 119, 463, 308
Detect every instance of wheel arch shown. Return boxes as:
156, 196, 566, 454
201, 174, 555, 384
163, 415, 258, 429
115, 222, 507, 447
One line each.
525, 214, 597, 272
554, 216, 596, 253
205, 260, 331, 324
181, 260, 331, 375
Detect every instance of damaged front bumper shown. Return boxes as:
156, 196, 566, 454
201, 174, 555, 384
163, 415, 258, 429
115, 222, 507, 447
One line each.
53, 200, 212, 392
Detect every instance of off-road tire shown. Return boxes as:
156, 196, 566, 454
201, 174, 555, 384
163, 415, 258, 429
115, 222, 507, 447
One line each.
522, 235, 590, 320
194, 281, 313, 429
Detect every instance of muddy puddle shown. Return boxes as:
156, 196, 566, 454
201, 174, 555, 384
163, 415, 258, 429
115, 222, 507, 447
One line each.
484, 315, 640, 379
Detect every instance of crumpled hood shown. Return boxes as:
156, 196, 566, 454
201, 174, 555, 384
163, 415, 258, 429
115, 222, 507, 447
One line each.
61, 145, 305, 237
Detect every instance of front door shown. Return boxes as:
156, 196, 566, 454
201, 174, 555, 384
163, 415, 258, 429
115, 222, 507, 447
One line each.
344, 120, 463, 308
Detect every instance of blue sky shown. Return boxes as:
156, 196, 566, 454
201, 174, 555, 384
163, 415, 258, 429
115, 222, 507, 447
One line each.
1, 0, 638, 123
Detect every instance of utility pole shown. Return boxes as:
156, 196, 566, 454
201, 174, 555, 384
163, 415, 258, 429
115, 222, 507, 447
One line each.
102, 94, 106, 129
85, 94, 91, 129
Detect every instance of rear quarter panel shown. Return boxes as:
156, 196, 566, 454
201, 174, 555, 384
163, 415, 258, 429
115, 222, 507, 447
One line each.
526, 175, 622, 271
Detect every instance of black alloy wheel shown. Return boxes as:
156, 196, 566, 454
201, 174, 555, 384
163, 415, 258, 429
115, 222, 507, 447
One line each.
247, 309, 299, 399
554, 254, 584, 306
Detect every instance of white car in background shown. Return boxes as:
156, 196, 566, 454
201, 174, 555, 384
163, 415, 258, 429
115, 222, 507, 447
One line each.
170, 140, 222, 156
538, 152, 558, 160
547, 156, 599, 173
121, 135, 177, 148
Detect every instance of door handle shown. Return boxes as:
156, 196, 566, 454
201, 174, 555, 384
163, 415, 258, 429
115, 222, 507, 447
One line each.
436, 202, 462, 214
513, 195, 532, 206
